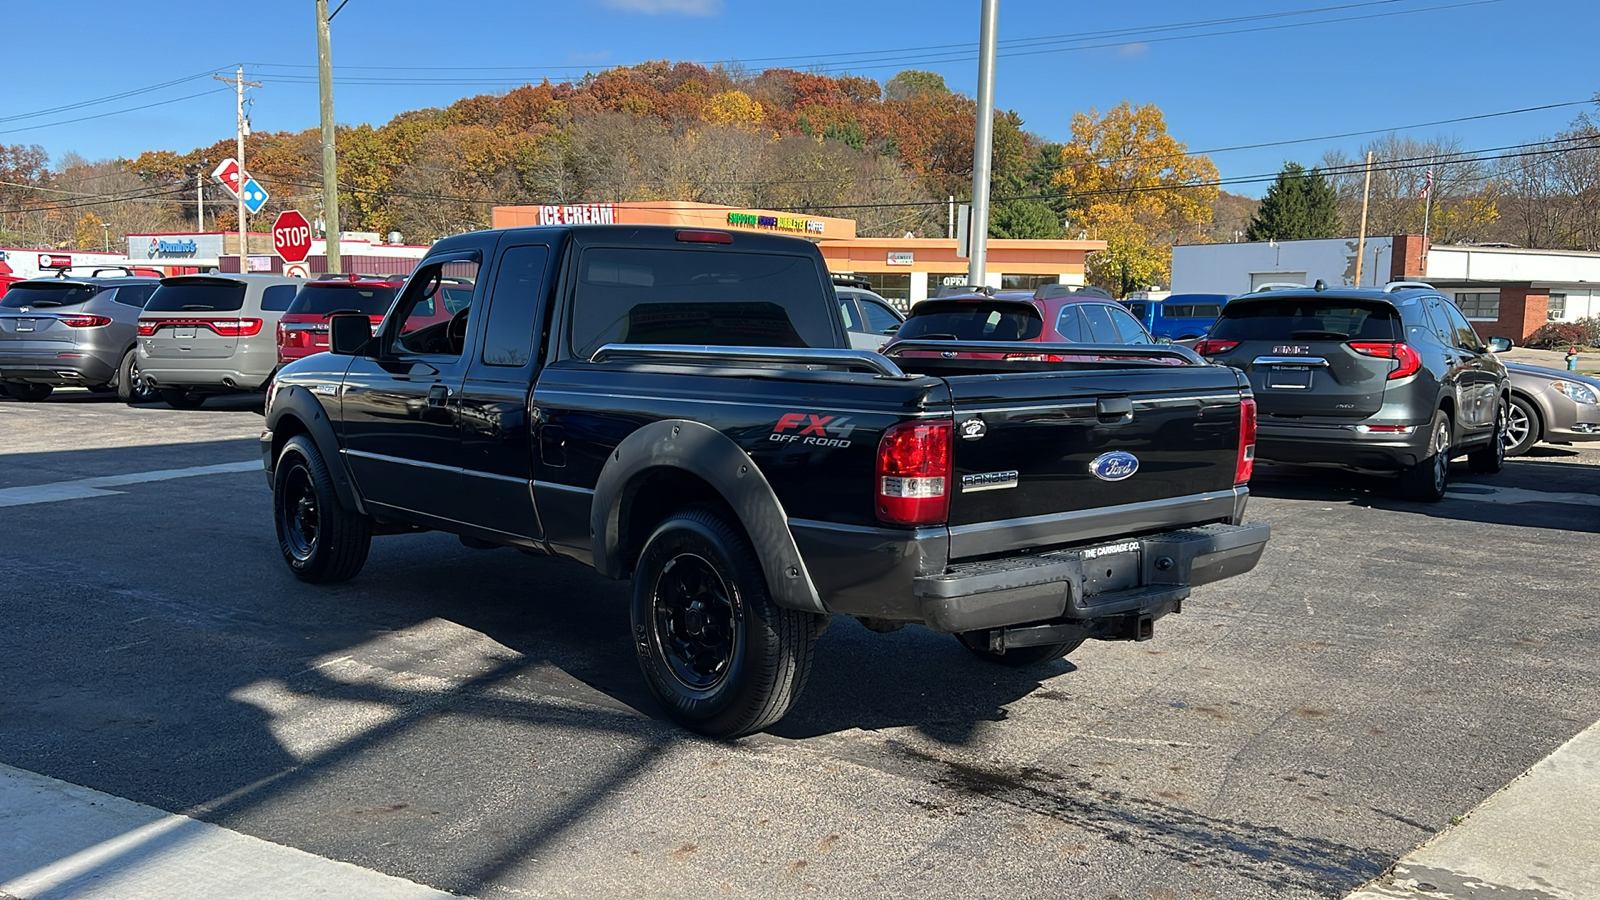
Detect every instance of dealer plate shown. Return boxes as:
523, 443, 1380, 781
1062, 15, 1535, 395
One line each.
1266, 365, 1312, 390
1081, 540, 1141, 595
14, 319, 34, 332
173, 326, 197, 339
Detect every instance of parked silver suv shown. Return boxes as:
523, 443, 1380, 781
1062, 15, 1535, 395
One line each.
0, 271, 160, 402
136, 274, 301, 408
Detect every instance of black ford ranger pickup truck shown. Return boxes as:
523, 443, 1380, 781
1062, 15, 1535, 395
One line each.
262, 225, 1269, 738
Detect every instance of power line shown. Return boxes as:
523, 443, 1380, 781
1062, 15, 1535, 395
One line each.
0, 88, 234, 137
0, 68, 227, 125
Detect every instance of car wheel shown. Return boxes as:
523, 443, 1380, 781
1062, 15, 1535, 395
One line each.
116, 349, 157, 404
955, 631, 1084, 667
1400, 410, 1451, 502
631, 505, 819, 738
1468, 400, 1507, 474
1502, 395, 1541, 457
4, 383, 53, 401
159, 387, 207, 410
273, 434, 372, 583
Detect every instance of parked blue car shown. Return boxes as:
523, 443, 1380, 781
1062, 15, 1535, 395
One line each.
1125, 293, 1230, 341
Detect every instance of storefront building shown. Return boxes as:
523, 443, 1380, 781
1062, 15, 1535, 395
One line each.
492, 201, 1105, 304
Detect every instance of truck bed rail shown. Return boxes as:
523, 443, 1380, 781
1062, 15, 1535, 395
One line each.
881, 340, 1204, 366
589, 343, 912, 378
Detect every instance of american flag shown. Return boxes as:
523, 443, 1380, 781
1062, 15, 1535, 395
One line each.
1419, 169, 1435, 199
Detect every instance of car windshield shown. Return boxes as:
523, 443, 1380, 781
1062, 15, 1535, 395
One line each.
1210, 298, 1400, 341
894, 301, 1044, 341
144, 280, 248, 312
287, 284, 399, 317
1, 284, 99, 308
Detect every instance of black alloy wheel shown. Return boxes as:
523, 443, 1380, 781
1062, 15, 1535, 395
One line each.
4, 382, 53, 401
1400, 410, 1452, 502
631, 505, 820, 738
1503, 395, 1541, 457
1468, 401, 1508, 474
956, 630, 1084, 667
272, 435, 372, 583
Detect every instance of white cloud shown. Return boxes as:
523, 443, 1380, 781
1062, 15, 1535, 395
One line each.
1118, 42, 1150, 58
601, 0, 723, 14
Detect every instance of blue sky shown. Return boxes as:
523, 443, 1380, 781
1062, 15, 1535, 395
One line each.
2, 0, 1593, 197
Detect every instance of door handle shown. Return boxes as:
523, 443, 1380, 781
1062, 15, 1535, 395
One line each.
427, 384, 451, 407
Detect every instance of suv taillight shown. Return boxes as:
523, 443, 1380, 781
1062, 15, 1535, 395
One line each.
1236, 398, 1257, 485
1192, 339, 1239, 356
136, 319, 158, 336
1348, 341, 1422, 379
57, 314, 112, 327
876, 419, 952, 526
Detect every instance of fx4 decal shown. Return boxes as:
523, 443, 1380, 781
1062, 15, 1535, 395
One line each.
770, 412, 857, 448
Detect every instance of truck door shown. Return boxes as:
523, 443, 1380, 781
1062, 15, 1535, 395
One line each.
456, 243, 554, 540
340, 252, 482, 521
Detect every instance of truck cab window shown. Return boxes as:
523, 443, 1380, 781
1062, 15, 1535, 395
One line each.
392, 258, 481, 356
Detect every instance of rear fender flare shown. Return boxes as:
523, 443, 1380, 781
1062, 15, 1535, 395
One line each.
267, 384, 363, 514
591, 419, 824, 614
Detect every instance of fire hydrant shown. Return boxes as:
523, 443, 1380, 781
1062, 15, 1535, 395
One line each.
1567, 347, 1580, 371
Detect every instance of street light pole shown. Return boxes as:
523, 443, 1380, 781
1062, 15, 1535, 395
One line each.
317, 0, 343, 274
965, 0, 999, 290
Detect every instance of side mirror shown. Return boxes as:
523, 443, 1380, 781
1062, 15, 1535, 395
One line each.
329, 314, 373, 356
1155, 336, 1174, 345
1485, 336, 1513, 353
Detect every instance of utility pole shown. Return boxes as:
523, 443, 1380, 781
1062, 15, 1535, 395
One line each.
966, 0, 999, 290
316, 0, 343, 274
215, 67, 261, 272
196, 169, 204, 231
1354, 151, 1373, 287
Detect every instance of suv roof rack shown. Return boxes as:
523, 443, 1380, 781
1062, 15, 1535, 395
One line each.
1033, 283, 1114, 300
1384, 280, 1435, 292
1252, 282, 1309, 292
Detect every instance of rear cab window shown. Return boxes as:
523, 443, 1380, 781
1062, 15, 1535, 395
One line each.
568, 248, 834, 357
1211, 298, 1399, 341
145, 280, 247, 312
896, 300, 1044, 341
1, 284, 100, 308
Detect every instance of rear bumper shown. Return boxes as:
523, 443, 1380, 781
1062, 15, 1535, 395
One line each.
1256, 419, 1431, 471
139, 359, 272, 391
791, 515, 1269, 634
0, 349, 118, 385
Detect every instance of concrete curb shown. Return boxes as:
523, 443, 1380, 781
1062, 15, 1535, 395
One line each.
1344, 718, 1600, 900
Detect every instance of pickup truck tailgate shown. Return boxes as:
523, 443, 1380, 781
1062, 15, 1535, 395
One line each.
943, 366, 1248, 559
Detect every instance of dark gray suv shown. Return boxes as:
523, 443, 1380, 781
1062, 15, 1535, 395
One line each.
0, 271, 161, 402
1194, 284, 1509, 501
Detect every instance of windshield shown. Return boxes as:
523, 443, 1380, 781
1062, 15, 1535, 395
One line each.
894, 302, 1044, 341
1, 284, 100, 309
1210, 298, 1400, 341
144, 280, 247, 313
287, 284, 399, 317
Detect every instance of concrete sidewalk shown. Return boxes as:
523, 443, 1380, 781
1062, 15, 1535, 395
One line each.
1345, 718, 1600, 900
1500, 346, 1598, 375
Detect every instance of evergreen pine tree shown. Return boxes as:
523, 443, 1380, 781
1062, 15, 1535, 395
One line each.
1246, 162, 1341, 240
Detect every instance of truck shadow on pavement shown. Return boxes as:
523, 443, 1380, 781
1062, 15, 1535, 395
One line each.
1248, 459, 1600, 533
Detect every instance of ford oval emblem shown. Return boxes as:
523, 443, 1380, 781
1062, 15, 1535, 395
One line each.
1089, 451, 1140, 481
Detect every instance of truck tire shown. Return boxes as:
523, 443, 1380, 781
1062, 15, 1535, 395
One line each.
1399, 410, 1451, 502
1503, 395, 1541, 457
273, 434, 372, 583
5, 382, 53, 401
955, 631, 1084, 667
631, 505, 819, 738
160, 387, 206, 409
1467, 400, 1507, 474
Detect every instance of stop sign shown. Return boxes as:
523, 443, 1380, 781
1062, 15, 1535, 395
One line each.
272, 210, 313, 264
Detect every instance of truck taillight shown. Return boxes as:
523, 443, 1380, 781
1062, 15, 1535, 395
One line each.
876, 419, 952, 526
1348, 341, 1422, 379
1236, 398, 1257, 485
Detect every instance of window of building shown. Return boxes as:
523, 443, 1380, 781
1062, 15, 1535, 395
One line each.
1548, 293, 1567, 321
861, 272, 911, 303
1000, 274, 1059, 292
1453, 292, 1500, 320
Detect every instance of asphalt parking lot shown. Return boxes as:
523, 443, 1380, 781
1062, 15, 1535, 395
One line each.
2, 389, 1597, 900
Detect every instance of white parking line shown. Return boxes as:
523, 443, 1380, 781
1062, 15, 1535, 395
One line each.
0, 462, 259, 508
0, 765, 464, 900
1445, 485, 1600, 507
